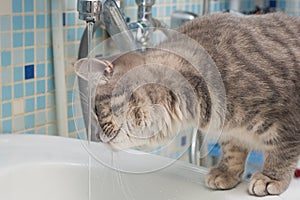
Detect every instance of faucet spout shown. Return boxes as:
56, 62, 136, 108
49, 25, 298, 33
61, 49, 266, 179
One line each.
103, 0, 137, 51
77, 0, 102, 22
136, 0, 155, 26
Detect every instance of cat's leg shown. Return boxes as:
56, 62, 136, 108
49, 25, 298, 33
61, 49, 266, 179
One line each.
248, 149, 298, 196
206, 141, 249, 190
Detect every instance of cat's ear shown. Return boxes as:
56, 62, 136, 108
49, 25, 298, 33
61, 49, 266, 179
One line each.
74, 58, 114, 85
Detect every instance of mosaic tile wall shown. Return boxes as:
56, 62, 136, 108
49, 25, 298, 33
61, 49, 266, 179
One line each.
0, 0, 56, 135
1, 0, 300, 162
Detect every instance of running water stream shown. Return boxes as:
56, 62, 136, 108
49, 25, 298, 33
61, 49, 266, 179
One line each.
87, 21, 94, 200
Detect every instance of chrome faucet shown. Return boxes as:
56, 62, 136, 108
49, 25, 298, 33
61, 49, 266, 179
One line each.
77, 0, 136, 54
136, 0, 155, 23
77, 0, 102, 22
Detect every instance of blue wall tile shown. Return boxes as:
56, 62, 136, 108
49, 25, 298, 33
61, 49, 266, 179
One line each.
166, 7, 171, 16
68, 120, 76, 132
25, 98, 35, 112
12, 0, 22, 13
36, 112, 46, 126
2, 103, 12, 118
24, 15, 34, 29
67, 28, 75, 41
14, 83, 24, 98
25, 48, 34, 63
47, 46, 53, 60
67, 90, 73, 103
2, 119, 12, 133
2, 86, 12, 101
270, 0, 277, 8
14, 66, 23, 82
36, 15, 45, 28
13, 32, 23, 48
152, 7, 157, 17
25, 32, 34, 46
47, 78, 55, 91
25, 81, 35, 96
47, 62, 54, 76
24, 0, 34, 12
67, 13, 75, 26
129, 0, 135, 6
68, 105, 73, 118
25, 64, 35, 79
25, 114, 35, 128
36, 64, 45, 78
1, 51, 11, 66
37, 80, 45, 94
36, 0, 45, 12
37, 96, 46, 110
13, 16, 23, 30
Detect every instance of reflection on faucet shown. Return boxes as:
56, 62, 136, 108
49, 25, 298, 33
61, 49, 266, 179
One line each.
103, 0, 137, 51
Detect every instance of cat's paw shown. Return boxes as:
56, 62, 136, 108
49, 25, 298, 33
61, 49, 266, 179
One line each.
205, 168, 241, 190
248, 172, 289, 196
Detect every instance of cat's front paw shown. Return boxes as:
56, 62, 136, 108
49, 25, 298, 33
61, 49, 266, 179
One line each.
248, 172, 289, 196
205, 168, 241, 190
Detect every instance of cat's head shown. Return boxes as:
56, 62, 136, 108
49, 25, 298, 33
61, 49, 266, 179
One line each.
76, 51, 187, 150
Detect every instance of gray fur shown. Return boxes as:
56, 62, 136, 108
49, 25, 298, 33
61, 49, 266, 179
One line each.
92, 13, 300, 196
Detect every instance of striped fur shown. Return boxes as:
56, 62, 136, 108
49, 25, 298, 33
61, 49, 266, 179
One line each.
92, 13, 300, 196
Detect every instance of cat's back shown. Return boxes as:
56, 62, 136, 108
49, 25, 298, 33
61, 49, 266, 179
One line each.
178, 13, 300, 123
178, 13, 300, 50
178, 13, 300, 73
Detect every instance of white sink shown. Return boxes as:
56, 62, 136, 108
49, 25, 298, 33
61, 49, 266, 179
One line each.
0, 134, 299, 200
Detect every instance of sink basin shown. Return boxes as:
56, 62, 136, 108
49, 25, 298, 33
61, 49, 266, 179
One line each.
0, 134, 299, 200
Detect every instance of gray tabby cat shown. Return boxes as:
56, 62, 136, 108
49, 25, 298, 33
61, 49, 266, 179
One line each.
91, 13, 300, 196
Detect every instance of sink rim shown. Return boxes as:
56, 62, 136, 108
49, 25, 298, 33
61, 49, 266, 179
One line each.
0, 134, 207, 177
0, 134, 299, 200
